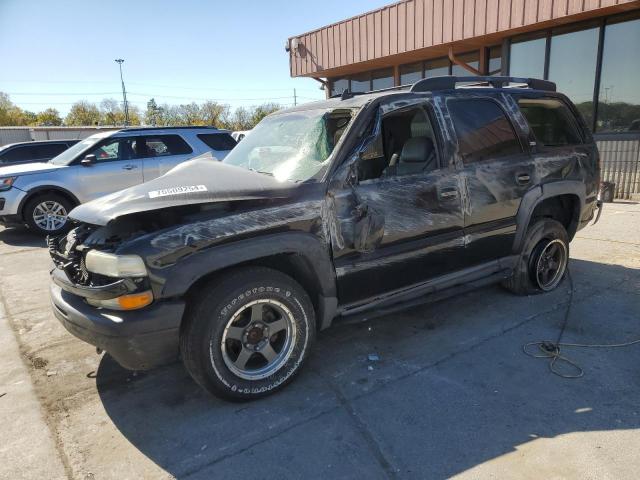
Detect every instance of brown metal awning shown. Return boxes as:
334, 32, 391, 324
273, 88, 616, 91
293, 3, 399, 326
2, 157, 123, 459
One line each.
288, 0, 640, 79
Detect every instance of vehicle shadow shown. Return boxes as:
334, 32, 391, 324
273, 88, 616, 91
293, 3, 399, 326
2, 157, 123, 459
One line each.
96, 258, 640, 479
0, 226, 46, 248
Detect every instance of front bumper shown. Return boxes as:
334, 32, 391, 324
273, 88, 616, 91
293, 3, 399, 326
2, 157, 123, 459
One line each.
50, 282, 185, 370
0, 187, 27, 220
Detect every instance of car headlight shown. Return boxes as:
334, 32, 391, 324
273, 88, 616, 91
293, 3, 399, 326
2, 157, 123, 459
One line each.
0, 177, 17, 191
85, 250, 147, 278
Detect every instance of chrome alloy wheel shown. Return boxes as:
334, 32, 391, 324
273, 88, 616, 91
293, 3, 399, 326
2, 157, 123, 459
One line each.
534, 239, 568, 291
32, 200, 68, 232
218, 299, 297, 381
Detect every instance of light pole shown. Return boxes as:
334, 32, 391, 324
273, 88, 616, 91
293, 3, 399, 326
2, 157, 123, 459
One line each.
114, 58, 130, 126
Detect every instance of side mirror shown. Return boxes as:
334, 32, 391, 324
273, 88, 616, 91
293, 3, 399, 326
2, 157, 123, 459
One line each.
80, 154, 96, 166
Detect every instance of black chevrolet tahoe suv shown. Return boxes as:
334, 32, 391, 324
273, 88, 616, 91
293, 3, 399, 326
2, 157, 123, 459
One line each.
49, 76, 601, 400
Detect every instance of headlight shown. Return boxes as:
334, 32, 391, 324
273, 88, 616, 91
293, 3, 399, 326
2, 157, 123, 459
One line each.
0, 177, 16, 191
85, 250, 147, 278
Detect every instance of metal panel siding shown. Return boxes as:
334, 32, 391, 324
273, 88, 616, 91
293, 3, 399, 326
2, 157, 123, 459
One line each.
339, 23, 347, 67
381, 8, 390, 56
511, 0, 526, 27
398, 2, 407, 53
374, 10, 382, 58
487, 0, 500, 32
415, 0, 425, 48
597, 139, 640, 199
353, 19, 361, 64
406, 0, 415, 51
390, 5, 398, 55
538, 0, 553, 21
474, 0, 487, 37
554, 0, 569, 17
433, 0, 443, 44
524, 0, 539, 24
453, 0, 465, 41
290, 0, 640, 77
568, 0, 585, 15
0, 128, 111, 147
498, 0, 512, 30
367, 13, 375, 60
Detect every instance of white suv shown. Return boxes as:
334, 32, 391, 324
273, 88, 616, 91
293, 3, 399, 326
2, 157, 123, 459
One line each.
0, 127, 236, 235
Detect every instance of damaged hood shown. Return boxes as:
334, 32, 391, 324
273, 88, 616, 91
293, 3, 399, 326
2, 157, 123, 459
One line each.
69, 155, 297, 226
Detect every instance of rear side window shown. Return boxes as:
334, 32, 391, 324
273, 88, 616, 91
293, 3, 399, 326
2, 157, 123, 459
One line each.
518, 98, 583, 146
1, 145, 40, 163
35, 143, 69, 158
134, 135, 193, 157
448, 99, 522, 164
197, 133, 237, 151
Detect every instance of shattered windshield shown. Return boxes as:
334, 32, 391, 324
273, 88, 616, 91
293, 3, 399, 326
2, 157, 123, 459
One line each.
222, 107, 356, 182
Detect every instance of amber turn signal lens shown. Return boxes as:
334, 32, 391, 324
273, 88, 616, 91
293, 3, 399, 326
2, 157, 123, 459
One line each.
116, 291, 153, 310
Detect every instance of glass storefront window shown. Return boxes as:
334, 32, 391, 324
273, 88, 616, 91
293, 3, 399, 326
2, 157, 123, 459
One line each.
597, 18, 640, 133
451, 51, 479, 76
330, 78, 349, 97
548, 27, 599, 127
509, 37, 546, 79
425, 57, 450, 78
371, 68, 394, 90
489, 46, 502, 74
400, 63, 423, 85
350, 72, 370, 93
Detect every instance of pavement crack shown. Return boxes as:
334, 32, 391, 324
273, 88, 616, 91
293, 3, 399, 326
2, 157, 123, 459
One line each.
312, 368, 399, 480
179, 407, 336, 479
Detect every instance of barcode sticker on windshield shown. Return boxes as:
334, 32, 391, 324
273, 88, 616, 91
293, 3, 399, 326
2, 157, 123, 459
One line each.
148, 185, 208, 198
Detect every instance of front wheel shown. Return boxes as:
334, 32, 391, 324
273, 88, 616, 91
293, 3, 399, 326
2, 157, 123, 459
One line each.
503, 218, 569, 295
180, 267, 316, 401
24, 193, 74, 236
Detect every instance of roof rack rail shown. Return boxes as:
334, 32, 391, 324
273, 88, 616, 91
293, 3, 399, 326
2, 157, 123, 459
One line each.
120, 126, 222, 132
410, 76, 556, 93
330, 84, 410, 100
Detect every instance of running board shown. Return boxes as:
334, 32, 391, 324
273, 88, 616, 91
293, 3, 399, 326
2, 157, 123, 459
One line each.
335, 269, 512, 325
337, 258, 517, 318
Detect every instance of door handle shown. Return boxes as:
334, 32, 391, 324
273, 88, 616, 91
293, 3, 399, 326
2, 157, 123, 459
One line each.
440, 188, 459, 199
122, 164, 137, 170
516, 173, 531, 185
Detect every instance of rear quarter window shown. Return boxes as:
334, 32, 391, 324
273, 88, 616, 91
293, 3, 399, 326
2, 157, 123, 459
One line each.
197, 133, 237, 151
517, 98, 584, 146
447, 98, 523, 164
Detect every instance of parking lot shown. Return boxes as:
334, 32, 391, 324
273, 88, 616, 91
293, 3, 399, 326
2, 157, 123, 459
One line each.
0, 201, 638, 479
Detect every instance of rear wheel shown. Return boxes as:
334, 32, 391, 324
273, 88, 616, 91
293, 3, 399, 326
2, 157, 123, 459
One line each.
24, 193, 74, 236
503, 218, 569, 295
180, 267, 315, 401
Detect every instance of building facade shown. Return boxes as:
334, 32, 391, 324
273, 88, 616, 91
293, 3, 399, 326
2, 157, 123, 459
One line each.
288, 0, 640, 198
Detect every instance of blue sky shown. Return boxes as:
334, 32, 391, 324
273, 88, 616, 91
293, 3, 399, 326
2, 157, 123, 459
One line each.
0, 0, 387, 115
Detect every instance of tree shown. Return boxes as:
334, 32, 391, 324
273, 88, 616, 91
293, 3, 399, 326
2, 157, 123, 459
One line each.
0, 92, 30, 126
145, 98, 161, 126
65, 101, 101, 126
100, 98, 123, 125
36, 108, 63, 126
22, 110, 37, 125
228, 106, 252, 130
249, 103, 281, 127
126, 105, 141, 126
177, 102, 203, 125
200, 101, 230, 128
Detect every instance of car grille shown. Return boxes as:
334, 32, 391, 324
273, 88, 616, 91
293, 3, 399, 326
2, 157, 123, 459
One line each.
48, 226, 115, 287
